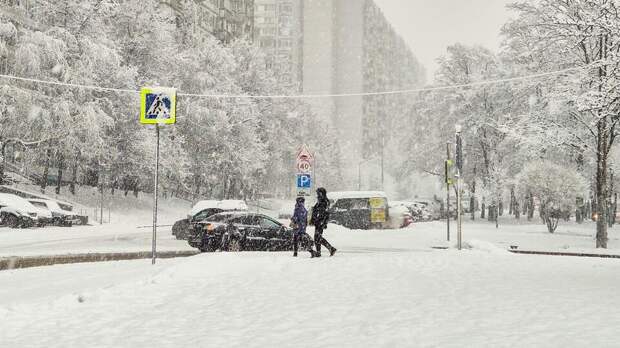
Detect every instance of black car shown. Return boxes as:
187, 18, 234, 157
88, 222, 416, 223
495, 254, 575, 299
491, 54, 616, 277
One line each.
172, 208, 229, 240
187, 212, 312, 253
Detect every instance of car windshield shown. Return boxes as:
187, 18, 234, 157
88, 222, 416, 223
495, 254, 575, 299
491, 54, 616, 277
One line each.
194, 208, 223, 220
204, 213, 237, 223
30, 201, 48, 209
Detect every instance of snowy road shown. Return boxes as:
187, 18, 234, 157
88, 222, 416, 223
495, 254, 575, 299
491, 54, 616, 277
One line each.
1, 222, 620, 347
0, 223, 194, 257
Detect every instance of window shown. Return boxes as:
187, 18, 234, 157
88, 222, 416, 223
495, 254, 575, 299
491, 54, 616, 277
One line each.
194, 209, 223, 221
279, 3, 292, 14
229, 216, 253, 225
260, 38, 275, 48
30, 201, 47, 209
260, 217, 281, 229
206, 213, 234, 222
279, 15, 291, 25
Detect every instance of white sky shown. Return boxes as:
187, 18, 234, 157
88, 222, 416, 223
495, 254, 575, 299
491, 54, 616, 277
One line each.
374, 0, 515, 82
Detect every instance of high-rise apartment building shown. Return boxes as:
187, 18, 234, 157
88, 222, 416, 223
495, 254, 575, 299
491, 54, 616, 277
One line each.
252, 0, 424, 187
300, 0, 425, 174
253, 0, 302, 88
167, 0, 255, 43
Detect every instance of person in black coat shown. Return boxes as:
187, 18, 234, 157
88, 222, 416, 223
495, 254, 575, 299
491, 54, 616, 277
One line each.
310, 187, 337, 257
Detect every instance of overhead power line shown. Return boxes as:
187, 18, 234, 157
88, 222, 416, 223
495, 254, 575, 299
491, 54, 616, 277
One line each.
0, 65, 584, 99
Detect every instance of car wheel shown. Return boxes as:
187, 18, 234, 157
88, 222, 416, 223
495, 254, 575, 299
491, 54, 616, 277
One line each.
5, 214, 19, 228
227, 238, 242, 252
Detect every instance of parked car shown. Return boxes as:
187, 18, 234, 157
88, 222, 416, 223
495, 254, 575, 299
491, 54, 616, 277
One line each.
412, 198, 440, 221
327, 191, 390, 229
0, 193, 39, 228
387, 202, 413, 228
172, 200, 248, 240
187, 212, 311, 252
28, 199, 82, 226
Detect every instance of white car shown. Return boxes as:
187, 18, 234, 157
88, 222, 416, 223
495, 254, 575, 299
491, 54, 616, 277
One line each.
28, 198, 81, 226
0, 193, 40, 228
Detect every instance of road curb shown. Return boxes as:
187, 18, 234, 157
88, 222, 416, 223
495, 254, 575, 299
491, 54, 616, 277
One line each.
508, 249, 620, 259
0, 250, 200, 271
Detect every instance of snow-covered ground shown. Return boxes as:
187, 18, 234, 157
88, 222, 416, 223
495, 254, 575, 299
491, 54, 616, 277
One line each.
1, 217, 620, 347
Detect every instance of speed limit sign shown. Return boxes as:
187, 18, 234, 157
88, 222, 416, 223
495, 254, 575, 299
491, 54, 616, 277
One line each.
297, 160, 311, 173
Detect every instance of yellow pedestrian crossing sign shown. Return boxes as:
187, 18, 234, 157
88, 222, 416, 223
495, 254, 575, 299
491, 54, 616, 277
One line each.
140, 87, 176, 125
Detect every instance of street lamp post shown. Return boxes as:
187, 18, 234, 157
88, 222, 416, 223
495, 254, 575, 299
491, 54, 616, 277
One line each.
455, 124, 463, 250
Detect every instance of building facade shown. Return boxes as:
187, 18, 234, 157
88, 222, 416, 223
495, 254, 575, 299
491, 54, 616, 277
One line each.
299, 0, 425, 180
253, 0, 303, 89
166, 0, 255, 43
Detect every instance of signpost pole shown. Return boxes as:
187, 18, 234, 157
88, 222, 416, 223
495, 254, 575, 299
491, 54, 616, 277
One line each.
446, 142, 450, 242
140, 86, 176, 266
152, 124, 160, 265
100, 173, 104, 225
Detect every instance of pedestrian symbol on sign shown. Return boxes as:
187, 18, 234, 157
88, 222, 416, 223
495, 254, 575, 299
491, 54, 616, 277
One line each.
140, 87, 176, 125
146, 94, 171, 120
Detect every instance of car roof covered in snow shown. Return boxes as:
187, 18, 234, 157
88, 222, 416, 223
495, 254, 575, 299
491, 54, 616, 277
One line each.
27, 198, 67, 211
189, 200, 248, 216
0, 193, 39, 212
327, 191, 388, 201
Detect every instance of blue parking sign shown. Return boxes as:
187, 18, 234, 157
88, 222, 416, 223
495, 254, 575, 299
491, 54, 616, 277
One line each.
297, 174, 312, 188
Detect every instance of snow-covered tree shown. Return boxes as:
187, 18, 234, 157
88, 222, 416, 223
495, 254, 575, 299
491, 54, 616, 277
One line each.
504, 0, 620, 247
516, 161, 586, 233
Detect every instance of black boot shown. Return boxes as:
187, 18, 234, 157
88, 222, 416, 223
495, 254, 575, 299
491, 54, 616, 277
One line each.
330, 247, 337, 256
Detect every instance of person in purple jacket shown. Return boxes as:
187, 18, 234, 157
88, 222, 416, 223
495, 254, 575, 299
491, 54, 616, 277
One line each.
291, 197, 316, 258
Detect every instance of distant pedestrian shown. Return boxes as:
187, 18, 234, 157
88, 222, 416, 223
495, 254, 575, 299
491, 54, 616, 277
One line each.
310, 187, 337, 257
291, 197, 316, 257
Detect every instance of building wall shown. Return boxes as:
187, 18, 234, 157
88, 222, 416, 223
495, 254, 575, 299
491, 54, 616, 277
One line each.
168, 0, 254, 44
254, 0, 302, 89
332, 0, 364, 161
254, 0, 424, 186
300, 0, 335, 124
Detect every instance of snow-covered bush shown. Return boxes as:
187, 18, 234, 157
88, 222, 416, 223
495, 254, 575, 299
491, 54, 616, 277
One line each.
516, 161, 586, 233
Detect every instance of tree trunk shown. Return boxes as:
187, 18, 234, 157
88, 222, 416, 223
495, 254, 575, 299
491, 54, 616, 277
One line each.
471, 169, 476, 220
595, 35, 610, 248
487, 205, 494, 222
481, 201, 486, 219
193, 174, 202, 201
70, 153, 78, 195
133, 177, 139, 198
514, 202, 520, 220
527, 193, 534, 221
55, 154, 64, 195
0, 141, 6, 185
41, 148, 51, 193
509, 193, 513, 215
595, 130, 609, 248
